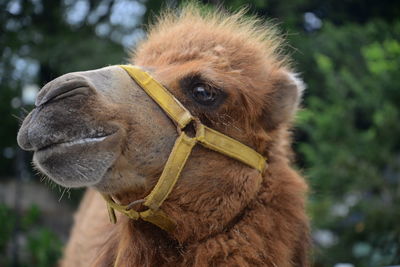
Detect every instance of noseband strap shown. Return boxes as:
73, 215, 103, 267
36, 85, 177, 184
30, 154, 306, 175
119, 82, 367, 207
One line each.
101, 65, 267, 232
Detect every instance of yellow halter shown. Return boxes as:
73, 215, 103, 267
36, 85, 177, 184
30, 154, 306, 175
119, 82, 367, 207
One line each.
101, 65, 267, 232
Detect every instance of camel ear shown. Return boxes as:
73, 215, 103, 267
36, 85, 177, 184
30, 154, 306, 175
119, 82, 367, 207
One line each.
262, 71, 305, 130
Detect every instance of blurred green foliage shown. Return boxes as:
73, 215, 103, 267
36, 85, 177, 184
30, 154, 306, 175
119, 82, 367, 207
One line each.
27, 229, 62, 267
0, 205, 16, 259
295, 20, 400, 266
1, 0, 399, 266
0, 204, 62, 267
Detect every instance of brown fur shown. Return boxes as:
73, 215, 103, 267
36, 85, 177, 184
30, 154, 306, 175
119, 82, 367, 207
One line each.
61, 5, 310, 266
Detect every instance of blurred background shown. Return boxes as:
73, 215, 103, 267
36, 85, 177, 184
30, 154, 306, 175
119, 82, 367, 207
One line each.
0, 0, 399, 266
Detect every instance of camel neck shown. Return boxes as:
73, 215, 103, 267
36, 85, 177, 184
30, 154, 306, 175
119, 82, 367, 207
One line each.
110, 181, 266, 266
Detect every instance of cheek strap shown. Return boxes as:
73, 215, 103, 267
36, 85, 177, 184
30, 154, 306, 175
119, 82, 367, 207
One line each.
100, 65, 267, 232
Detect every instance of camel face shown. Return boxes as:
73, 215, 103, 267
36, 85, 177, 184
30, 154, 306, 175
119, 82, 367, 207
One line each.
17, 66, 177, 193
18, 9, 304, 203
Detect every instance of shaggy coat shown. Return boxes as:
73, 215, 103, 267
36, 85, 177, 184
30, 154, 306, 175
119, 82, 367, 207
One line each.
61, 6, 310, 267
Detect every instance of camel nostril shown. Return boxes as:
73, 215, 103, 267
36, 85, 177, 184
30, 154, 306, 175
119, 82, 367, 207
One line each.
35, 75, 91, 107
49, 86, 89, 103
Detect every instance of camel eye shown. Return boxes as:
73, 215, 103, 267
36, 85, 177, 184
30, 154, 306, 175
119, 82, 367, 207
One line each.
191, 84, 217, 105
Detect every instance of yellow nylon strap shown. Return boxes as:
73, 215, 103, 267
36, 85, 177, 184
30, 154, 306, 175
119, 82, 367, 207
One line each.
102, 65, 267, 232
101, 194, 176, 232
102, 194, 139, 221
144, 132, 196, 210
120, 65, 194, 129
196, 124, 266, 172
139, 209, 175, 232
101, 132, 195, 232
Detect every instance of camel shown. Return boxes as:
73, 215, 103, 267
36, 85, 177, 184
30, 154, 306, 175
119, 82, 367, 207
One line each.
17, 5, 310, 267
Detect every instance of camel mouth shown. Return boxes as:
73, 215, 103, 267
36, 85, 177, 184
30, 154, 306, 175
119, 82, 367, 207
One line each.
36, 133, 113, 153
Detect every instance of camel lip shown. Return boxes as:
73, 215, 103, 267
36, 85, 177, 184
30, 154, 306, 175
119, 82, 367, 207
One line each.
36, 132, 117, 153
32, 129, 122, 189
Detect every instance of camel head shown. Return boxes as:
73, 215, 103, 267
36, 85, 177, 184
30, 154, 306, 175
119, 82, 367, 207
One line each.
17, 6, 304, 238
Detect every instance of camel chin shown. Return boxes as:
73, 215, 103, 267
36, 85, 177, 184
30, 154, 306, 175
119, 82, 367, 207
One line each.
32, 130, 121, 188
